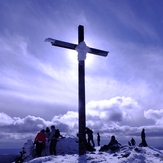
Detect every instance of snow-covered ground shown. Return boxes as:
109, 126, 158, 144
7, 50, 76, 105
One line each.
8, 137, 163, 163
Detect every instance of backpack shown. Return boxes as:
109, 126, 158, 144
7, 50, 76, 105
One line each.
55, 129, 60, 138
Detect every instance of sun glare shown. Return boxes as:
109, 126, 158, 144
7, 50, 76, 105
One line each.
65, 36, 99, 68
67, 50, 95, 67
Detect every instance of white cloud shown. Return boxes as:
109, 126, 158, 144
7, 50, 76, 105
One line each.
0, 112, 52, 132
0, 96, 162, 148
52, 111, 78, 134
0, 96, 141, 136
0, 112, 13, 125
86, 96, 142, 129
144, 109, 163, 124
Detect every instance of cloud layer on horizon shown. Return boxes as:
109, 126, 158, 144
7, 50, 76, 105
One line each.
1, 96, 163, 148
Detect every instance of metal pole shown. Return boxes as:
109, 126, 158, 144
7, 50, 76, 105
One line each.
78, 25, 86, 155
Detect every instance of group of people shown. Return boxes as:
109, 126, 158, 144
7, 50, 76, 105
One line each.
128, 129, 148, 147
34, 125, 63, 157
76, 127, 101, 152
85, 127, 101, 147
15, 127, 148, 162
100, 128, 148, 152
34, 127, 148, 156
128, 137, 136, 146
99, 135, 122, 151
82, 127, 149, 152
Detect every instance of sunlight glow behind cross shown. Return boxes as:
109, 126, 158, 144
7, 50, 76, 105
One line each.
67, 50, 95, 67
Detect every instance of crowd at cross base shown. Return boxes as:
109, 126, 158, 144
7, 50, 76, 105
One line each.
14, 127, 148, 162
34, 125, 64, 157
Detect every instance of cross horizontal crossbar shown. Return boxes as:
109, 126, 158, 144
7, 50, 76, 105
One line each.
45, 38, 109, 57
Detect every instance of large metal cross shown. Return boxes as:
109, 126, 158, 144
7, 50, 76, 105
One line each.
45, 25, 108, 155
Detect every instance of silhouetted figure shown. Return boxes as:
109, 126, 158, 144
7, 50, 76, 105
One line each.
45, 127, 50, 139
99, 135, 121, 151
85, 142, 96, 151
141, 129, 145, 140
97, 133, 100, 146
76, 132, 95, 151
139, 128, 148, 147
34, 129, 46, 157
128, 141, 131, 146
131, 137, 136, 146
44, 127, 51, 156
55, 129, 64, 138
85, 127, 95, 147
49, 125, 57, 155
107, 135, 121, 149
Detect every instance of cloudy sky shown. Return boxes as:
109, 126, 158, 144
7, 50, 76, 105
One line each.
1, 0, 163, 149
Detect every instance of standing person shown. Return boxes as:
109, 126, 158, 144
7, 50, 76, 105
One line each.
131, 137, 136, 146
49, 125, 57, 155
141, 128, 145, 140
44, 127, 50, 156
34, 129, 46, 157
45, 127, 50, 139
97, 133, 100, 146
85, 127, 95, 147
140, 128, 148, 147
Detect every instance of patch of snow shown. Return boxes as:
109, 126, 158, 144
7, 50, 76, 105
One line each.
11, 137, 163, 163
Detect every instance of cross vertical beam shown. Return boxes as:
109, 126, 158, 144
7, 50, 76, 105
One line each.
78, 25, 86, 155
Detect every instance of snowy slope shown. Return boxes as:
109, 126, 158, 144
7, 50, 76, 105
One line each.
13, 137, 163, 163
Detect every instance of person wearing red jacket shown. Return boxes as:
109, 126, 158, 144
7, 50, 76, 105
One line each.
34, 129, 46, 157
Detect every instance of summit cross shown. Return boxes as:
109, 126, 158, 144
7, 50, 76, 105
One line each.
45, 25, 108, 155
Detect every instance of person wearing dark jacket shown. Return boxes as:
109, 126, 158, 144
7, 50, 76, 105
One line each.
131, 137, 136, 146
99, 135, 121, 151
45, 127, 50, 139
48, 125, 57, 155
141, 128, 146, 140
85, 127, 95, 147
140, 128, 148, 147
97, 133, 100, 146
107, 135, 121, 149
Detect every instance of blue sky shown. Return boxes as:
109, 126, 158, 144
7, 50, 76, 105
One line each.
1, 0, 163, 149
